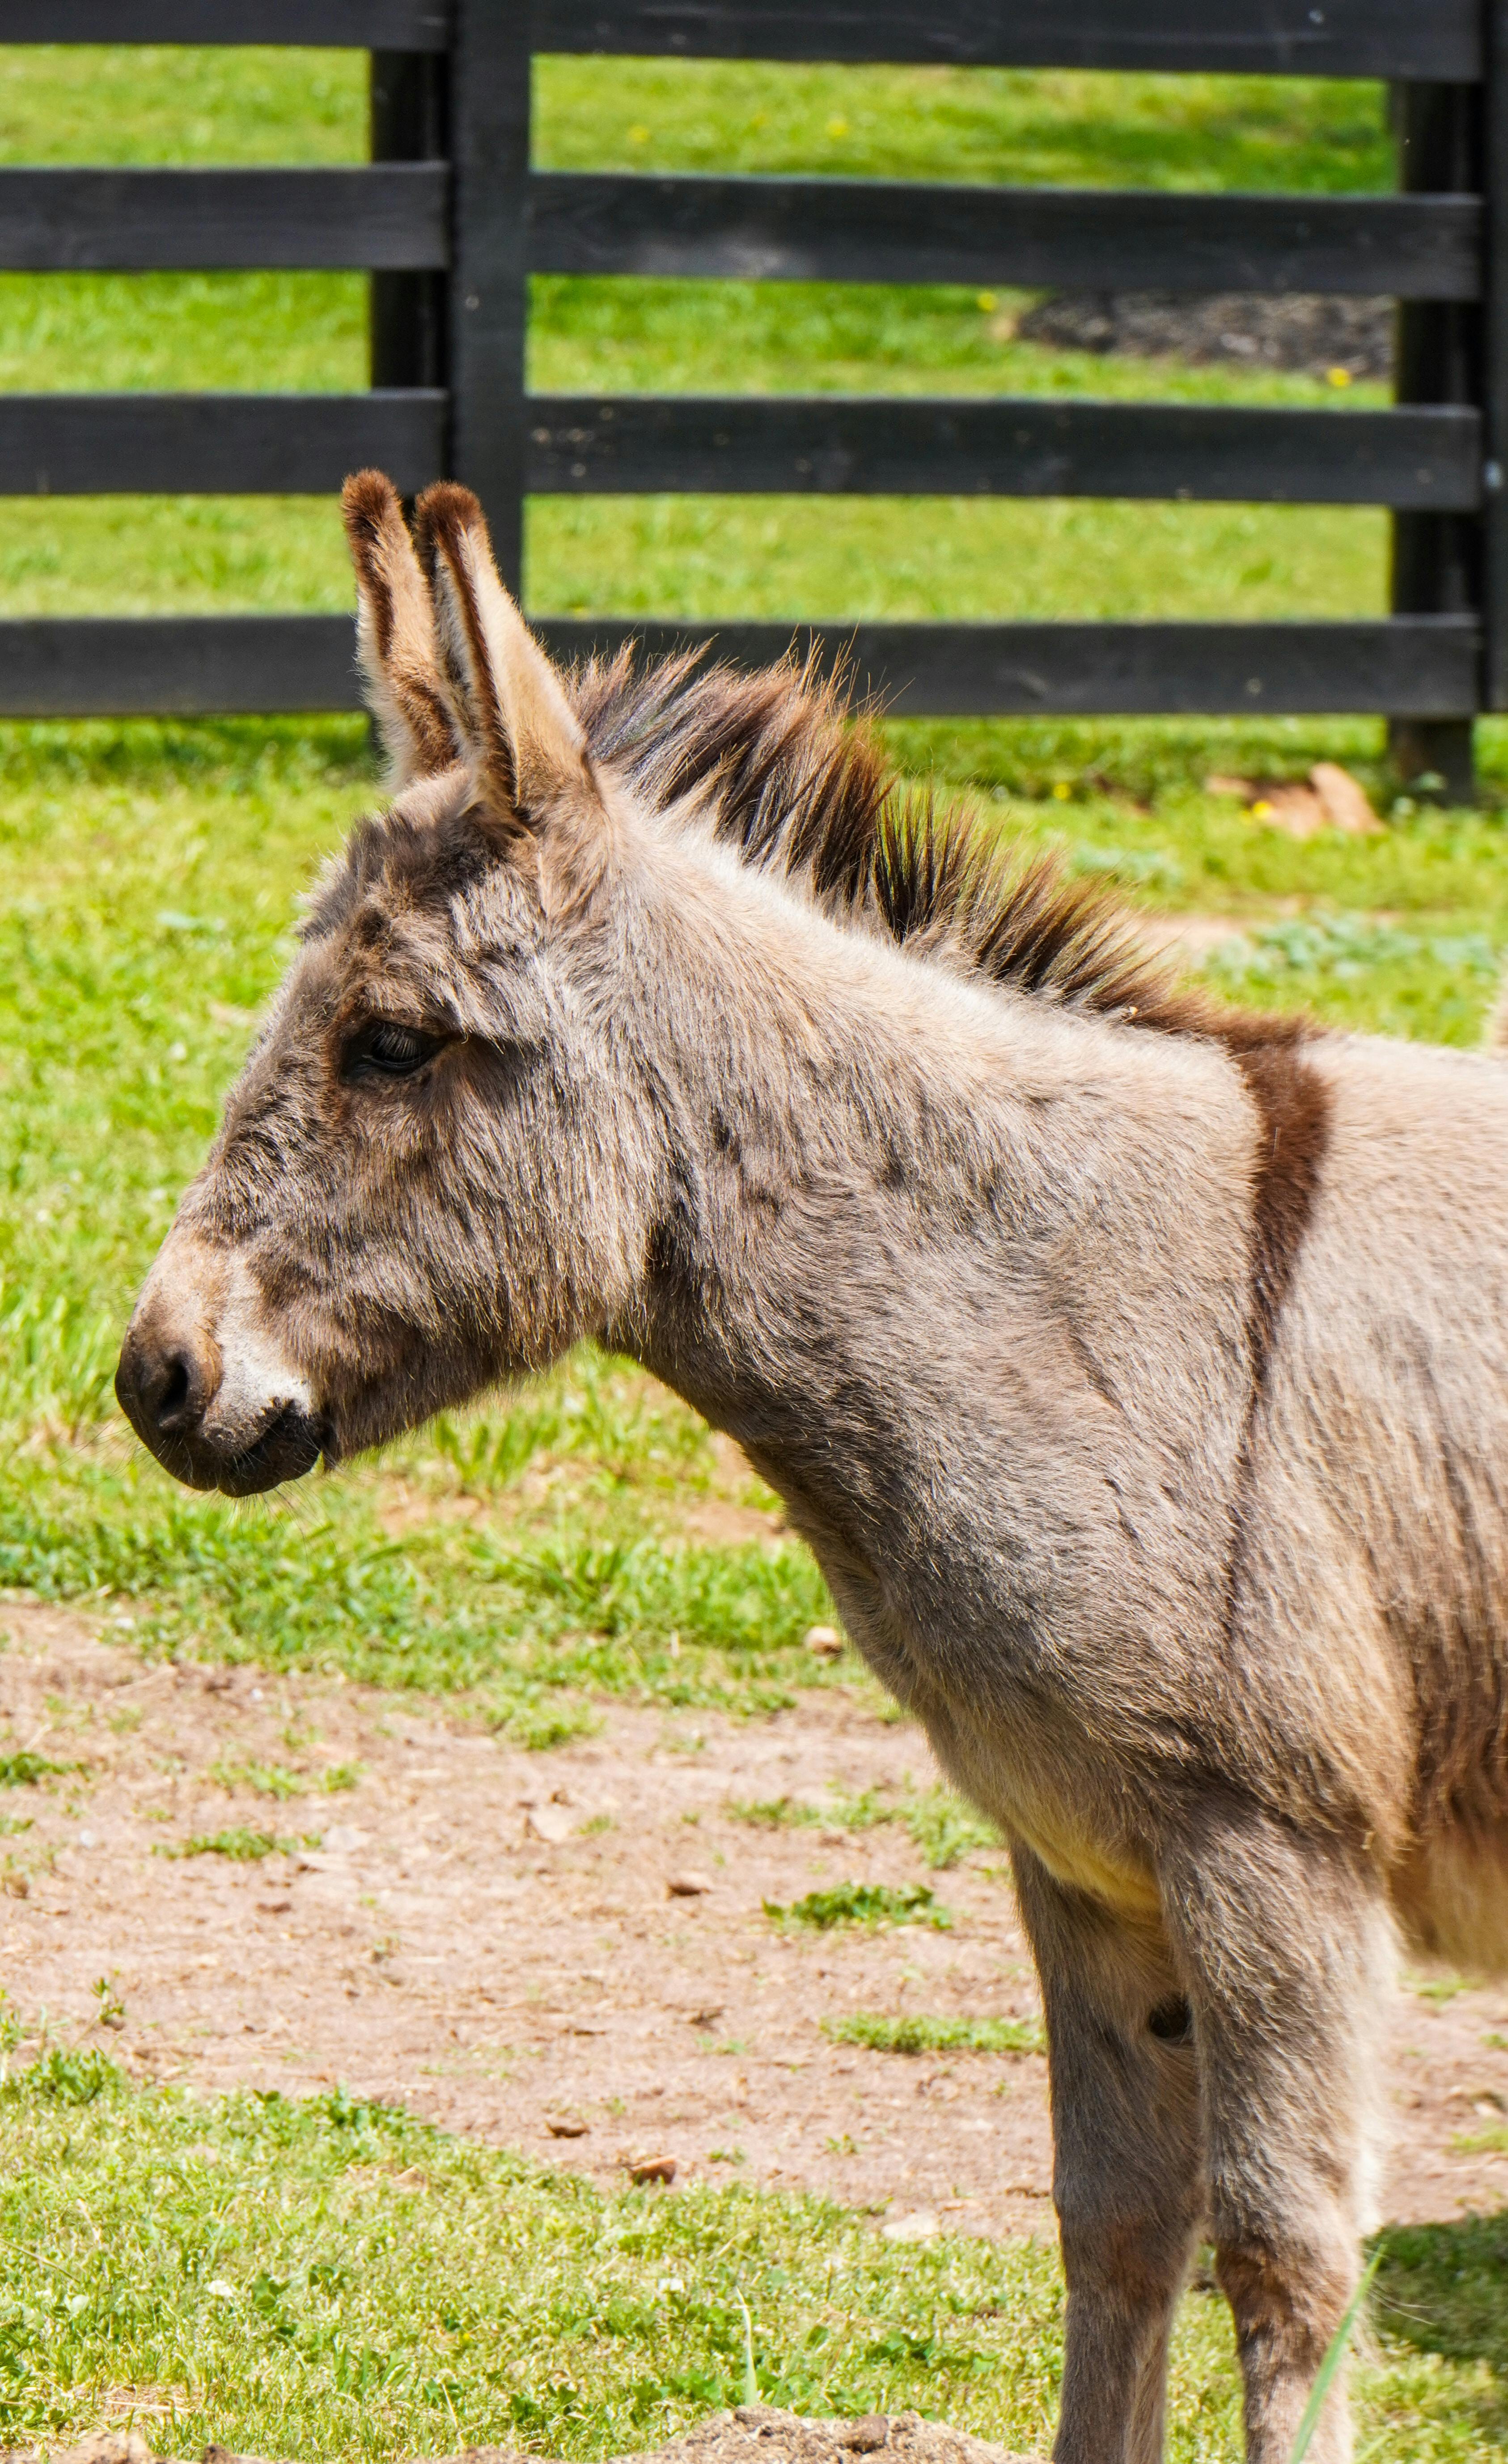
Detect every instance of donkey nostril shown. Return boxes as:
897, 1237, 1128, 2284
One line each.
151, 1347, 202, 1436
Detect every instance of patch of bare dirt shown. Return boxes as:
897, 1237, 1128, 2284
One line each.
3, 1600, 1507, 2239
1012, 291, 1392, 381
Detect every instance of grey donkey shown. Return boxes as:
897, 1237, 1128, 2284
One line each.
115, 472, 1508, 2464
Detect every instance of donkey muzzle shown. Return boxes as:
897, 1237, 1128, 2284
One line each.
115, 1235, 328, 1496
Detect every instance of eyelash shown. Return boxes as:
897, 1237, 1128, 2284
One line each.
343, 1021, 446, 1083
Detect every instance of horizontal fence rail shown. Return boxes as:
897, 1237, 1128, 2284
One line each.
536, 0, 1479, 78
0, 3, 449, 44
12, 166, 1474, 296
0, 166, 449, 272
0, 0, 1495, 758
525, 397, 1482, 508
4, 0, 1477, 77
530, 176, 1481, 298
0, 614, 1476, 720
0, 394, 446, 496
537, 615, 1483, 717
4, 395, 1474, 510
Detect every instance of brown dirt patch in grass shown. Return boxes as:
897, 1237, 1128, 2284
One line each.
1, 1599, 1505, 2239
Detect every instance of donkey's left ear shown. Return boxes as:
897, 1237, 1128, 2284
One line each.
412, 480, 596, 829
342, 468, 464, 788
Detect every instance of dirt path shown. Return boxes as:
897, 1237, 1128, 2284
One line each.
4, 1600, 1508, 2242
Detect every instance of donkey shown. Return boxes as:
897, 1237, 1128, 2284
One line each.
115, 470, 1508, 2464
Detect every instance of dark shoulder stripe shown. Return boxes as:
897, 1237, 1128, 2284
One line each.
1216, 1021, 1332, 1386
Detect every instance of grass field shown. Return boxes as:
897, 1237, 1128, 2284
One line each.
1, 43, 1508, 2464
5, 2047, 1508, 2464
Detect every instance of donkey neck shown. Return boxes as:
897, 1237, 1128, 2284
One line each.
601, 824, 1249, 1540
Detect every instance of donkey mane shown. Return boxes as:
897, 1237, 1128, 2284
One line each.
574, 641, 1272, 1050
572, 641, 1330, 1369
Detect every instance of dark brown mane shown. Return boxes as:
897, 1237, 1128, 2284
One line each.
571, 641, 1331, 1381
574, 642, 1227, 1041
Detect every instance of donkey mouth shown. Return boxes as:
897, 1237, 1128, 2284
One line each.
216, 1402, 330, 1496
121, 1398, 330, 1497
115, 1310, 333, 1495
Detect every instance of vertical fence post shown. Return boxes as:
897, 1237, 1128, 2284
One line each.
1388, 80, 1483, 802
1484, 3, 1508, 730
371, 49, 449, 397
448, 0, 531, 597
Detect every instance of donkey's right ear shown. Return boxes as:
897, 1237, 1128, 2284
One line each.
341, 469, 463, 788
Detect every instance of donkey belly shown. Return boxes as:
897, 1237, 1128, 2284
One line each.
919, 1681, 1165, 1919
1391, 1821, 1508, 1976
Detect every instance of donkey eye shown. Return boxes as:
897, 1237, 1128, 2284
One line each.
344, 1020, 447, 1083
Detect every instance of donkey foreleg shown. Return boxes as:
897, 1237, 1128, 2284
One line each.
1161, 1809, 1388, 2464
1012, 1845, 1204, 2464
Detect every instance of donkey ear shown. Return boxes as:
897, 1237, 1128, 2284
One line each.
413, 480, 593, 828
342, 469, 463, 787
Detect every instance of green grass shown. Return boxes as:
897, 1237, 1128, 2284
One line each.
727, 1787, 997, 1870
0, 1754, 75, 1793
0, 1750, 74, 1787
533, 62, 1393, 193
0, 2053, 1502, 2464
0, 48, 1506, 2464
763, 1883, 952, 1932
157, 1827, 313, 1862
0, 1449, 835, 1742
211, 1758, 315, 1802
0, 2053, 1080, 2459
824, 2014, 1045, 2057
0, 47, 1391, 637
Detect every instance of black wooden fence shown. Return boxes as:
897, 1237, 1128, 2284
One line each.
0, 0, 1500, 797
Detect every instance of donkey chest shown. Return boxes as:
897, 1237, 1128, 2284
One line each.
768, 1474, 1170, 1898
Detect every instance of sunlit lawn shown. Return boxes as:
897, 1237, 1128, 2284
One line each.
0, 43, 1504, 2464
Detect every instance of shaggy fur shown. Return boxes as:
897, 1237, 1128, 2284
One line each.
115, 472, 1508, 2464
569, 644, 1336, 1392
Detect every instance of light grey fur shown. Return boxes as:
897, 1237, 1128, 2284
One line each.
115, 475, 1508, 2464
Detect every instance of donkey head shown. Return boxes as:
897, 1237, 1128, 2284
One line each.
115, 472, 659, 1493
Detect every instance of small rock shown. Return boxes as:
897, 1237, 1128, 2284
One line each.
804, 1623, 844, 1658
843, 2420, 892, 2453
629, 2153, 677, 2184
257, 1898, 292, 1915
524, 1803, 574, 1845
686, 2003, 724, 2026
320, 1823, 368, 1855
667, 1871, 712, 1897
546, 2116, 590, 2138
881, 2209, 940, 2243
